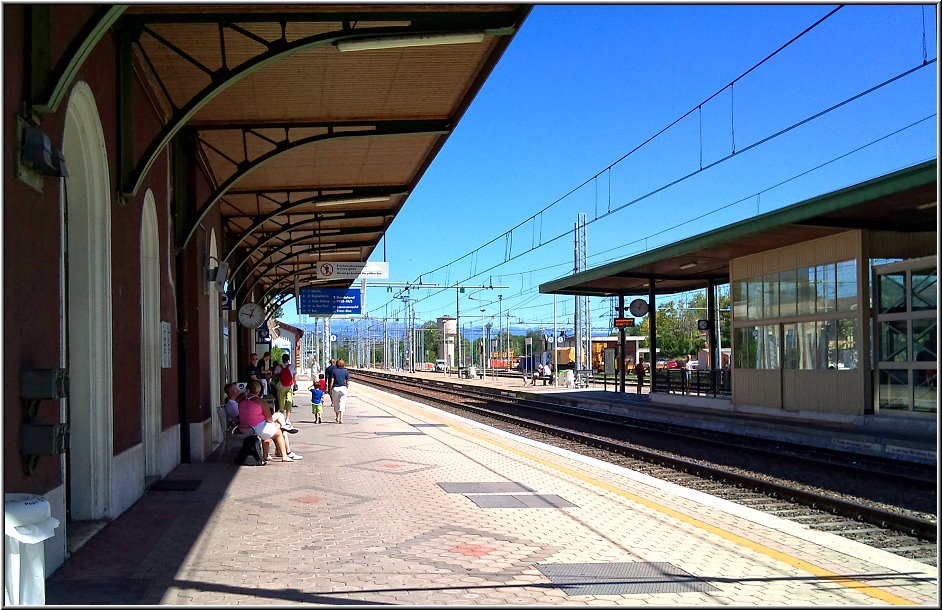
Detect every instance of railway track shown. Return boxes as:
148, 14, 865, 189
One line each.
355, 370, 938, 566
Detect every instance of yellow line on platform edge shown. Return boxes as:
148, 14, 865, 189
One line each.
380, 390, 922, 606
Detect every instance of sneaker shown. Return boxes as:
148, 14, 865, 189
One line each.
286, 452, 303, 460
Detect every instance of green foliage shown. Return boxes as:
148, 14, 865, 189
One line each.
624, 288, 730, 359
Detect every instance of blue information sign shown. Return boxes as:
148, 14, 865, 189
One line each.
298, 288, 362, 315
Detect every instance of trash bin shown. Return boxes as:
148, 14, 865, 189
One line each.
4, 493, 60, 605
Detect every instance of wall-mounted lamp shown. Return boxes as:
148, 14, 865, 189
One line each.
336, 32, 485, 52
206, 258, 229, 291
20, 124, 68, 177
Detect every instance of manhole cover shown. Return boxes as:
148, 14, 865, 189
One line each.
438, 482, 535, 494
537, 561, 718, 596
465, 494, 576, 509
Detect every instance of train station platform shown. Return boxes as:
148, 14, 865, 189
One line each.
45, 382, 937, 605
399, 369, 938, 466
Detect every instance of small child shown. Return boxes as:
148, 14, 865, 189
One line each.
310, 384, 324, 424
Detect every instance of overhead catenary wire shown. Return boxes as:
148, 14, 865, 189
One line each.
355, 6, 933, 328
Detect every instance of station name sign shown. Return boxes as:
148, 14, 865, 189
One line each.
298, 287, 362, 315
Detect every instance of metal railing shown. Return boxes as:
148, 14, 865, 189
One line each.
653, 368, 731, 398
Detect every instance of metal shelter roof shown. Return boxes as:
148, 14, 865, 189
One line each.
115, 4, 532, 309
539, 160, 938, 298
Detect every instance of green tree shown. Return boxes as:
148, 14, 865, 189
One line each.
626, 292, 732, 359
421, 320, 440, 362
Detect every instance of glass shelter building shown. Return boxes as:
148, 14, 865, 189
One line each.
541, 160, 937, 423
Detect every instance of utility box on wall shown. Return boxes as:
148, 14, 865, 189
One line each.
21, 369, 68, 400
20, 423, 69, 455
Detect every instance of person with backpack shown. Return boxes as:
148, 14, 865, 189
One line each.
273, 353, 297, 427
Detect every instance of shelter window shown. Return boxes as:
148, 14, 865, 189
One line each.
732, 280, 748, 319
778, 269, 799, 317
733, 259, 857, 372
835, 260, 858, 312
733, 324, 778, 369
874, 256, 937, 414
911, 267, 937, 311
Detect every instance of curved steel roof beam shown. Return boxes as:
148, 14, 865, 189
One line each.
233, 239, 377, 300
222, 185, 408, 263
119, 16, 513, 201
241, 242, 375, 301
185, 119, 446, 249
229, 210, 391, 275
32, 5, 128, 114
258, 263, 350, 303
232, 230, 382, 295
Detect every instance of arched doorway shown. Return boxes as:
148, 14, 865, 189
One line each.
140, 190, 162, 482
61, 81, 114, 521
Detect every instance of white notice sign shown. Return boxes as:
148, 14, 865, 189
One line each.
161, 321, 172, 368
315, 261, 389, 280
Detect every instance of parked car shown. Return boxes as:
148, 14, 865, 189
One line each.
656, 359, 669, 369
666, 360, 680, 369
435, 359, 447, 372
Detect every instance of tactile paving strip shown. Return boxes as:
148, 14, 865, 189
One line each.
375, 431, 425, 435
537, 561, 719, 596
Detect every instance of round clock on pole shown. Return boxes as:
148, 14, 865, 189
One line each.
628, 298, 649, 317
237, 302, 266, 329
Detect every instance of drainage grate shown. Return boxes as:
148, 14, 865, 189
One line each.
465, 494, 576, 509
536, 562, 718, 596
438, 482, 535, 494
150, 479, 201, 491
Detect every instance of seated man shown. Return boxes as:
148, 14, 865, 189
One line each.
222, 382, 244, 420
237, 380, 302, 462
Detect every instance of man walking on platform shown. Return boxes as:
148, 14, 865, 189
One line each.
273, 353, 296, 426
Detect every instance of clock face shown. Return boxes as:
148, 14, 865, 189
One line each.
697, 319, 711, 331
628, 298, 649, 317
238, 302, 266, 328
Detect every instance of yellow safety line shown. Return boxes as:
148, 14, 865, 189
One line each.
379, 390, 921, 605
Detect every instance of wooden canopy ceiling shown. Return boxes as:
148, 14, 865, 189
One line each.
540, 160, 938, 297
118, 4, 532, 308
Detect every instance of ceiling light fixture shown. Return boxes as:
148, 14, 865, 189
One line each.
314, 196, 391, 207
336, 32, 485, 52
679, 262, 697, 270
915, 201, 937, 210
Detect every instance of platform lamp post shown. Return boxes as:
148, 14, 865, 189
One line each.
498, 295, 502, 369
485, 321, 493, 379
480, 307, 486, 380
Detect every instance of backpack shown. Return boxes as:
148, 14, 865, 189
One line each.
279, 363, 294, 387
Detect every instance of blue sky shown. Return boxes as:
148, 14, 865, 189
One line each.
281, 3, 938, 340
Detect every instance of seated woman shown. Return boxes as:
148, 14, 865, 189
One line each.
237, 380, 301, 462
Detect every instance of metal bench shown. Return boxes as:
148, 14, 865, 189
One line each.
217, 405, 259, 461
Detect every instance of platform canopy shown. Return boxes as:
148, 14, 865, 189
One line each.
540, 160, 937, 297
114, 4, 531, 309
